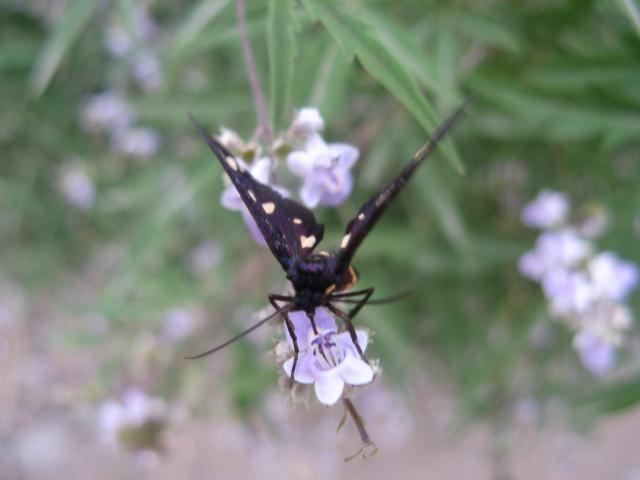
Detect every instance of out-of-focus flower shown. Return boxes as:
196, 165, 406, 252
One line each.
290, 107, 324, 137
542, 269, 594, 316
104, 4, 155, 58
573, 330, 616, 375
521, 189, 570, 229
588, 252, 639, 301
112, 127, 162, 159
57, 163, 95, 209
162, 308, 200, 341
519, 189, 638, 374
80, 91, 134, 134
130, 50, 163, 92
98, 389, 167, 450
187, 240, 222, 274
518, 228, 591, 280
287, 134, 358, 208
220, 156, 289, 245
282, 308, 374, 405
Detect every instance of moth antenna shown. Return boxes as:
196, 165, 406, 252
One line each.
331, 290, 412, 306
185, 305, 292, 359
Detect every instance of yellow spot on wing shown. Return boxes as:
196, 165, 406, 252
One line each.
293, 218, 302, 225
325, 284, 336, 294
319, 251, 330, 257
340, 233, 351, 249
358, 213, 365, 221
300, 235, 316, 249
262, 202, 276, 214
225, 156, 239, 171
248, 190, 257, 202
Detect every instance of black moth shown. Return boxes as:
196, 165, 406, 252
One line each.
188, 101, 468, 382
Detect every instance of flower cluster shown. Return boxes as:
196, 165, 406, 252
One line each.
278, 307, 376, 405
519, 189, 639, 374
98, 389, 169, 453
217, 107, 359, 242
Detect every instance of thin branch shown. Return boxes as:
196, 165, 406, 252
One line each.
236, 0, 273, 151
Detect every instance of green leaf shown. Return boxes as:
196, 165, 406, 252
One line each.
300, 0, 463, 172
168, 0, 231, 58
28, 0, 100, 97
268, 0, 297, 129
455, 12, 523, 53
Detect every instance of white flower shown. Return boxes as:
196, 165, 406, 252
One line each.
290, 107, 324, 136
588, 252, 639, 301
98, 389, 167, 446
521, 189, 570, 229
220, 156, 289, 245
542, 268, 594, 316
287, 134, 358, 208
187, 240, 221, 274
58, 163, 95, 209
282, 308, 374, 405
573, 330, 616, 375
518, 228, 591, 280
80, 91, 134, 134
113, 127, 161, 159
162, 308, 199, 341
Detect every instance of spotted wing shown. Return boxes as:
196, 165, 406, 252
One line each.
333, 101, 469, 275
190, 116, 324, 270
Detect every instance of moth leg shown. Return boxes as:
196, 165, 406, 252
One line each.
328, 287, 374, 361
269, 294, 298, 388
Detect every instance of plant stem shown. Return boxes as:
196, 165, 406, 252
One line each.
236, 0, 273, 151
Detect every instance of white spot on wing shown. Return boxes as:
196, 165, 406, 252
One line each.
300, 235, 316, 249
358, 213, 365, 221
341, 233, 351, 249
293, 218, 302, 225
248, 190, 257, 202
262, 202, 276, 214
225, 156, 239, 171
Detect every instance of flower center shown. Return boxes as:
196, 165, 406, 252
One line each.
309, 331, 345, 371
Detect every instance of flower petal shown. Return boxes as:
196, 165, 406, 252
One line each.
240, 209, 267, 246
314, 372, 345, 405
300, 179, 324, 209
338, 354, 374, 385
319, 170, 352, 207
283, 355, 315, 384
314, 307, 338, 332
250, 157, 271, 184
285, 311, 313, 349
334, 330, 368, 356
331, 143, 359, 170
220, 187, 242, 210
287, 151, 313, 177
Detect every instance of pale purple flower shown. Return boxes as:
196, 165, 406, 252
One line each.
290, 107, 324, 137
588, 252, 639, 301
521, 189, 570, 229
573, 330, 616, 375
104, 4, 155, 58
282, 308, 374, 405
162, 308, 199, 341
187, 240, 222, 274
220, 156, 289, 246
58, 163, 95, 209
112, 126, 161, 159
80, 91, 134, 134
130, 50, 163, 92
98, 389, 167, 446
287, 134, 358, 208
542, 268, 594, 316
518, 228, 591, 280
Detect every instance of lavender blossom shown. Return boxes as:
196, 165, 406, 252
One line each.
112, 126, 162, 159
287, 134, 359, 208
282, 308, 374, 405
573, 330, 616, 375
588, 252, 639, 301
521, 189, 570, 229
290, 107, 325, 137
57, 163, 95, 209
80, 91, 134, 134
162, 308, 200, 341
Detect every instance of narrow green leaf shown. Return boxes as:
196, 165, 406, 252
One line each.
455, 12, 523, 53
169, 0, 231, 58
300, 0, 463, 172
28, 0, 99, 97
268, 0, 297, 129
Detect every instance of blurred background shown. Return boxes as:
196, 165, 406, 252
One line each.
2, 0, 640, 478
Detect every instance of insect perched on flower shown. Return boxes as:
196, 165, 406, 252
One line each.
187, 101, 468, 379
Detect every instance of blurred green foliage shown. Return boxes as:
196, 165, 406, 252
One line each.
3, 0, 640, 427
